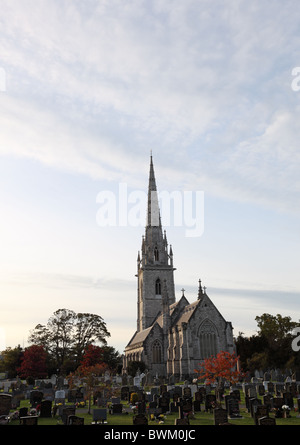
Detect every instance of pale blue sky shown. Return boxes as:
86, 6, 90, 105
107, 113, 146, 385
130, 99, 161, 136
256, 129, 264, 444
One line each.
0, 0, 300, 353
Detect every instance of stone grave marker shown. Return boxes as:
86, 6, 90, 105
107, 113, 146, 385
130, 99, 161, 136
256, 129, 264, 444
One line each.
0, 394, 12, 416
92, 409, 107, 424
30, 390, 43, 407
61, 406, 76, 425
263, 394, 273, 410
249, 398, 262, 417
193, 399, 201, 412
257, 384, 265, 396
111, 403, 123, 414
55, 389, 65, 405
183, 386, 192, 398
68, 415, 84, 425
272, 397, 284, 410
121, 386, 130, 401
227, 397, 242, 419
39, 400, 52, 418
214, 407, 228, 425
20, 416, 38, 425
254, 404, 269, 425
282, 392, 294, 409
158, 395, 170, 413
133, 413, 148, 425
205, 394, 216, 412
258, 416, 276, 425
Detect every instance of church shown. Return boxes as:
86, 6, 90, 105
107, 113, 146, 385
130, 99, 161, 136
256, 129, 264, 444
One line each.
123, 156, 235, 380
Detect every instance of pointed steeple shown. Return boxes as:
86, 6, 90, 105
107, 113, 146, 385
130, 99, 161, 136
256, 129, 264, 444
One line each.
147, 154, 161, 228
136, 155, 176, 331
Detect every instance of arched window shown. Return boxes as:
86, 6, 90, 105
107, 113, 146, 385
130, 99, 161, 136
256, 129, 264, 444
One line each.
198, 320, 218, 359
152, 340, 162, 364
155, 278, 161, 295
154, 247, 159, 262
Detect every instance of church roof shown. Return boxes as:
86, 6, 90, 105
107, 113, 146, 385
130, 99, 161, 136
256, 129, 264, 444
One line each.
174, 300, 200, 324
125, 325, 153, 349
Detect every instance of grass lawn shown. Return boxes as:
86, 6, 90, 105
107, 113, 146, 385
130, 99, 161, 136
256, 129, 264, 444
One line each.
6, 392, 300, 426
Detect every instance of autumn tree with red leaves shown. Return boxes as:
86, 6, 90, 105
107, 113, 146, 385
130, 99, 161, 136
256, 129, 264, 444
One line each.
195, 351, 244, 388
17, 345, 48, 379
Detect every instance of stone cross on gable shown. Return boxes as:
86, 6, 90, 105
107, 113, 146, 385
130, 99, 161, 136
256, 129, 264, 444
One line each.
181, 288, 185, 296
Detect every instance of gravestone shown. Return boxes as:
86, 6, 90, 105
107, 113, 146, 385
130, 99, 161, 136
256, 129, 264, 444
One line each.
193, 400, 201, 412
12, 389, 24, 408
194, 391, 203, 403
181, 397, 193, 414
282, 392, 294, 409
0, 394, 12, 416
111, 403, 123, 414
121, 386, 130, 401
133, 413, 148, 425
214, 407, 228, 425
92, 409, 107, 424
20, 416, 38, 425
258, 416, 276, 425
55, 390, 65, 405
273, 397, 284, 410
257, 384, 265, 396
68, 389, 77, 403
30, 390, 43, 407
61, 406, 76, 425
183, 386, 192, 399
19, 407, 28, 419
263, 394, 273, 410
158, 395, 169, 413
205, 394, 216, 412
227, 398, 242, 419
249, 398, 262, 417
247, 386, 257, 399
137, 401, 146, 414
68, 415, 84, 425
254, 405, 269, 425
39, 400, 52, 418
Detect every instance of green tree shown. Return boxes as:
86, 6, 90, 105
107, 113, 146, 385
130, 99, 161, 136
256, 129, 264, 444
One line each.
255, 313, 300, 368
127, 360, 146, 377
0, 346, 23, 379
28, 309, 110, 372
236, 314, 300, 371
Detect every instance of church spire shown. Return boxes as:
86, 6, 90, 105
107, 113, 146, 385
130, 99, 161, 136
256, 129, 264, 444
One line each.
147, 153, 161, 228
136, 155, 176, 331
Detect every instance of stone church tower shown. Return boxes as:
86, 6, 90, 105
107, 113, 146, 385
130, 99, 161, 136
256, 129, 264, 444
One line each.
124, 156, 235, 380
136, 155, 175, 332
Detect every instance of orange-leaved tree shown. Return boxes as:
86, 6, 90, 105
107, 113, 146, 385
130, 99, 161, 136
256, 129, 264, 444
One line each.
195, 351, 244, 388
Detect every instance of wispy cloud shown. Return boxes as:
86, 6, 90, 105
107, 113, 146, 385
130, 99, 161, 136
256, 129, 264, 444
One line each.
1, 0, 300, 216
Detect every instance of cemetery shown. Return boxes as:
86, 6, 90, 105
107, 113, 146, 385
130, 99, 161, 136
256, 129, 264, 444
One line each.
0, 371, 300, 426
